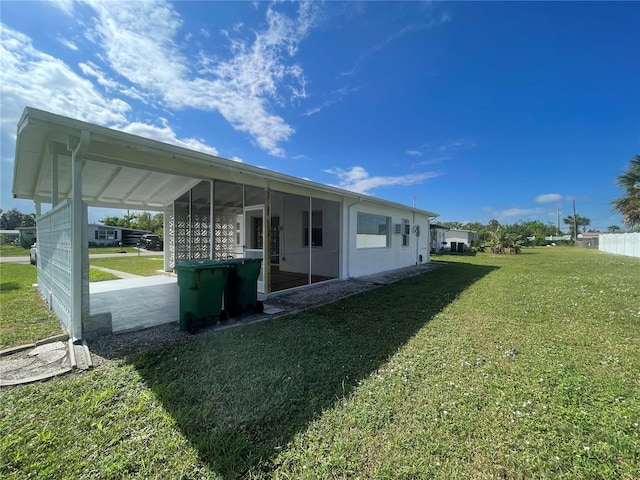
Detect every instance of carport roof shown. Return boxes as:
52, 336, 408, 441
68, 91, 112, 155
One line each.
12, 107, 438, 216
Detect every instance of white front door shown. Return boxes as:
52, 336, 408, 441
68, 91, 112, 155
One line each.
243, 205, 264, 293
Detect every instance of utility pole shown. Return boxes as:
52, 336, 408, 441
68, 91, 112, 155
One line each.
557, 205, 561, 234
572, 200, 578, 245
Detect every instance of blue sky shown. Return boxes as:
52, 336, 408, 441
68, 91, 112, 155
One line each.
1, 1, 638, 230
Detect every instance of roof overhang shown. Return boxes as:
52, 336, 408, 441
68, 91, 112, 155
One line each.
12, 107, 438, 217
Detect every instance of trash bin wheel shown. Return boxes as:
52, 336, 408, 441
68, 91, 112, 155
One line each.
186, 312, 199, 335
228, 304, 241, 318
254, 301, 264, 314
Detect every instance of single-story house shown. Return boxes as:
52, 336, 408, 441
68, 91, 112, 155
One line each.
429, 224, 448, 253
12, 107, 438, 340
88, 224, 151, 246
16, 226, 37, 245
443, 229, 478, 252
0, 230, 21, 244
577, 232, 600, 249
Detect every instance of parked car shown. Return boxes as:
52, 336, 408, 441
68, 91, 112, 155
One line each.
137, 234, 163, 251
30, 243, 37, 265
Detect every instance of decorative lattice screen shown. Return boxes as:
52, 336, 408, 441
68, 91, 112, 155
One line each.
214, 213, 236, 259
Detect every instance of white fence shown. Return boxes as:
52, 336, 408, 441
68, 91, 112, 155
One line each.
599, 232, 640, 258
36, 200, 89, 335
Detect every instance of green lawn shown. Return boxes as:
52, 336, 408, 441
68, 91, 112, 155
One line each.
0, 264, 63, 349
0, 245, 31, 257
89, 246, 139, 254
1, 247, 639, 479
90, 256, 165, 276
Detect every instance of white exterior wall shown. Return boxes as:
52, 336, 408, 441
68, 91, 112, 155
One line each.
88, 225, 121, 245
444, 229, 477, 249
343, 200, 431, 278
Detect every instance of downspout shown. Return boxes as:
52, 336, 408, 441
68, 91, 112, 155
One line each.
346, 196, 362, 278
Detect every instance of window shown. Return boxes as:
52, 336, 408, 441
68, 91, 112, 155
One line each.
303, 210, 323, 247
357, 213, 390, 248
401, 219, 410, 247
95, 228, 117, 240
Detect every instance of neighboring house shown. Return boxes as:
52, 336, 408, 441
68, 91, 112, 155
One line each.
88, 224, 150, 246
429, 224, 448, 253
16, 226, 36, 245
0, 230, 21, 244
444, 229, 478, 252
577, 232, 600, 249
12, 107, 439, 340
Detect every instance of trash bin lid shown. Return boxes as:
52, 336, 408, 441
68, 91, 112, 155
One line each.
175, 259, 229, 271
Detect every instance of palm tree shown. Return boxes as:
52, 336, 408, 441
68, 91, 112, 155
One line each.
611, 154, 640, 229
607, 225, 621, 233
563, 214, 591, 238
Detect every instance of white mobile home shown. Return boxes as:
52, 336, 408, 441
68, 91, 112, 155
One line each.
444, 229, 478, 252
12, 107, 438, 339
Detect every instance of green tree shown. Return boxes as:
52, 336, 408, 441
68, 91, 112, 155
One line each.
607, 225, 621, 233
0, 208, 34, 230
611, 154, 640, 229
99, 211, 163, 236
563, 214, 591, 238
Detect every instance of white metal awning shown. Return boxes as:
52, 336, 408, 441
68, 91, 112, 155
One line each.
13, 106, 439, 217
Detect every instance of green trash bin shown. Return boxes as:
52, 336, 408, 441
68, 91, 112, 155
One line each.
175, 260, 230, 332
219, 258, 264, 317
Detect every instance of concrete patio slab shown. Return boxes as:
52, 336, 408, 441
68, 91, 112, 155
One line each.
90, 276, 179, 333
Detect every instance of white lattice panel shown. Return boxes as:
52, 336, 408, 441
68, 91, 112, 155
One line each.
36, 200, 73, 331
214, 214, 236, 259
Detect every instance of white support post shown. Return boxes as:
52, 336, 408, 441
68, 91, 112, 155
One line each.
69, 131, 90, 341
308, 197, 312, 285
210, 180, 215, 259
264, 187, 271, 294
163, 207, 171, 272
50, 142, 59, 207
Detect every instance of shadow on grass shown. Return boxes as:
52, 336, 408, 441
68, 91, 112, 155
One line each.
0, 282, 22, 293
129, 262, 497, 478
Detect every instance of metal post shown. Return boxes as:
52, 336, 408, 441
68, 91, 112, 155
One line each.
69, 131, 89, 341
264, 187, 271, 294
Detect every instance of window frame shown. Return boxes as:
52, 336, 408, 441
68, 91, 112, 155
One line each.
356, 212, 390, 249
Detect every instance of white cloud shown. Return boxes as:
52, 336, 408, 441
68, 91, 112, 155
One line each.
79, 61, 120, 90
0, 25, 131, 133
492, 207, 546, 218
406, 150, 422, 156
303, 85, 360, 116
59, 38, 78, 51
80, 0, 323, 156
0, 24, 220, 164
535, 193, 563, 203
341, 15, 451, 77
119, 118, 219, 156
324, 166, 439, 194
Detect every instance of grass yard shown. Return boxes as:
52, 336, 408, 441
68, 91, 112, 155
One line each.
0, 264, 63, 349
89, 246, 139, 255
90, 256, 165, 276
1, 247, 639, 479
0, 245, 31, 257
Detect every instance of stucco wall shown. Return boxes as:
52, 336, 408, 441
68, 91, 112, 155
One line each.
344, 201, 430, 278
